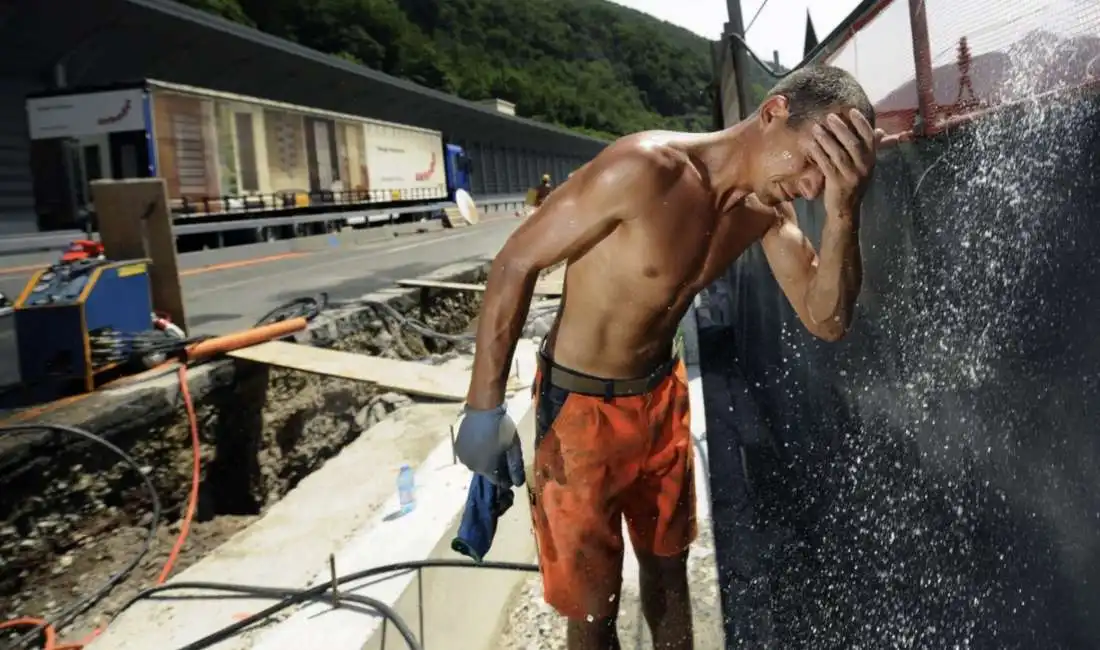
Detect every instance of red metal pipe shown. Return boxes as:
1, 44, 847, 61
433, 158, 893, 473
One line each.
877, 78, 1100, 149
908, 0, 937, 133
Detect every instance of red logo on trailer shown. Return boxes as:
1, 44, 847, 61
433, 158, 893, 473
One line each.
415, 153, 436, 181
97, 99, 133, 126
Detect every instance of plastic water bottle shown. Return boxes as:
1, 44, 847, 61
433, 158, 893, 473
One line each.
397, 464, 416, 514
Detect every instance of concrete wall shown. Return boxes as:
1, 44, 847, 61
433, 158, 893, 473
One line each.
0, 79, 37, 235
456, 139, 586, 197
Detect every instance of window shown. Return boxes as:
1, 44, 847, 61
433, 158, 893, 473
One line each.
234, 112, 259, 192
267, 109, 301, 175
83, 145, 102, 182
119, 144, 138, 178
172, 112, 207, 195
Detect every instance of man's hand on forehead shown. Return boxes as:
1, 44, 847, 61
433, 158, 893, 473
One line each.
804, 109, 876, 164
806, 108, 885, 215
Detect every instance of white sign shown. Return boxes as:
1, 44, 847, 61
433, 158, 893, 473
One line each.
26, 89, 147, 140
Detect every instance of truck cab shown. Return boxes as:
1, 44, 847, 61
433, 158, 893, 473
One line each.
444, 144, 473, 199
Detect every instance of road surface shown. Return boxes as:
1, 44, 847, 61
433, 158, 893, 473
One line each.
0, 219, 520, 338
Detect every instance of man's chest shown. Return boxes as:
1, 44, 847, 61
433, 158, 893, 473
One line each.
619, 200, 775, 289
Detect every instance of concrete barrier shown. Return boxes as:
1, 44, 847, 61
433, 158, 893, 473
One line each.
0, 204, 499, 275
82, 337, 539, 650
290, 220, 445, 252
251, 340, 539, 650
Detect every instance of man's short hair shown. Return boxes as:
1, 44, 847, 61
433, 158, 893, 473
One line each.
766, 65, 875, 129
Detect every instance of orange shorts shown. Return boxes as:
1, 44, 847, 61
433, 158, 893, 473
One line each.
528, 355, 697, 620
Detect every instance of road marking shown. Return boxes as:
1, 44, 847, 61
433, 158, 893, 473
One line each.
187, 229, 486, 297
0, 263, 45, 277
0, 219, 515, 287
180, 252, 311, 277
0, 252, 310, 279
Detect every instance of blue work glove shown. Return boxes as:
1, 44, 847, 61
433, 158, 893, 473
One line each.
454, 405, 526, 488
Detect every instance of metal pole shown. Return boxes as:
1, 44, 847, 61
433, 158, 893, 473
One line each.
725, 0, 755, 121
908, 0, 937, 133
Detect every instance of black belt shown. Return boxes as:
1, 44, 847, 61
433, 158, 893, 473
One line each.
537, 352, 677, 399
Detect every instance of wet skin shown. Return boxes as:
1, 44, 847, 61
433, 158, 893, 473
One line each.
468, 101, 882, 649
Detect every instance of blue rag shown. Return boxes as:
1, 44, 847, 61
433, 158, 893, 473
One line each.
451, 474, 515, 562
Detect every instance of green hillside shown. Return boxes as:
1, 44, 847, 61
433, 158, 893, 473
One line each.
183, 0, 716, 138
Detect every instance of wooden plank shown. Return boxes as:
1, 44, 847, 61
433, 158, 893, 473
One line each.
441, 207, 469, 229
396, 278, 562, 296
92, 178, 188, 330
228, 341, 468, 401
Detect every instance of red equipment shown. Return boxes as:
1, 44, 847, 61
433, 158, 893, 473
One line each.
60, 240, 105, 262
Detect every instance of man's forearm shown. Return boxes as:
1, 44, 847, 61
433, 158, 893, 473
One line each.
805, 211, 862, 335
466, 263, 538, 409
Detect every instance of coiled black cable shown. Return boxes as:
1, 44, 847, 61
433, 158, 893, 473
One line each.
254, 293, 328, 327
117, 560, 539, 650
130, 582, 421, 649
0, 424, 541, 650
0, 423, 161, 650
324, 294, 475, 344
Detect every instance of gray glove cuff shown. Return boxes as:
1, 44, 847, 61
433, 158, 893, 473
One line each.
463, 403, 507, 416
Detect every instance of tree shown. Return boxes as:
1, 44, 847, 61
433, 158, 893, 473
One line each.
179, 0, 715, 138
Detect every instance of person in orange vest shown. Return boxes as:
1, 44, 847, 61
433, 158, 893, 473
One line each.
533, 173, 554, 207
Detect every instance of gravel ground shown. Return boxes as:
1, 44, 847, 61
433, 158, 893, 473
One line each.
498, 517, 725, 649
6, 516, 256, 643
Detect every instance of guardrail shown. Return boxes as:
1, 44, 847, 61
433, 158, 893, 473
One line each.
0, 194, 526, 256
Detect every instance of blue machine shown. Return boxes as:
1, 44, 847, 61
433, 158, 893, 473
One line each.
13, 258, 153, 401
444, 144, 474, 199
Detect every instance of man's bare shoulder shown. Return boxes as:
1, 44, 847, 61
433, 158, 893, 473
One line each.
585, 132, 693, 189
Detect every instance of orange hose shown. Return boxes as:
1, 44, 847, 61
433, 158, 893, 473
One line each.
156, 365, 200, 585
3, 312, 305, 647
184, 317, 307, 362
2, 366, 203, 649
0, 618, 56, 650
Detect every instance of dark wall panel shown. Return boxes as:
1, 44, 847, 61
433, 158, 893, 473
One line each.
699, 94, 1100, 649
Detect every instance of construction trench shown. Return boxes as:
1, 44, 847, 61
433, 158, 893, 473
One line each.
0, 261, 488, 647
0, 254, 723, 650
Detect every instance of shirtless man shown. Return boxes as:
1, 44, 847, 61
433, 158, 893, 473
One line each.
455, 65, 882, 649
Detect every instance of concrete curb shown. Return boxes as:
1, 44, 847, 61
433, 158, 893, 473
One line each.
84, 343, 538, 650
250, 340, 539, 650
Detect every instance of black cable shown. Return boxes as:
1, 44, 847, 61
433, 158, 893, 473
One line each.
254, 293, 327, 327
133, 583, 421, 649
727, 32, 805, 80
0, 423, 161, 650
114, 559, 539, 650
744, 0, 772, 34
330, 297, 476, 344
